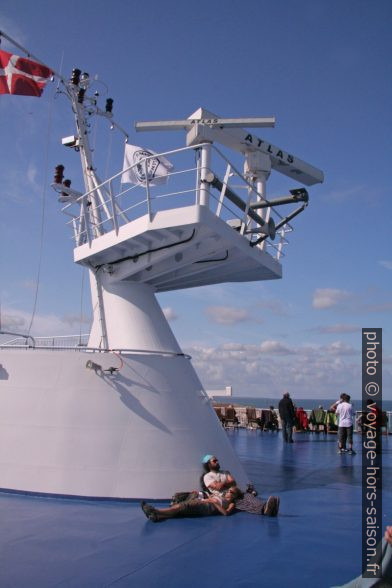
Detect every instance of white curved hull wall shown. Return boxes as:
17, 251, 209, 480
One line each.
0, 350, 249, 498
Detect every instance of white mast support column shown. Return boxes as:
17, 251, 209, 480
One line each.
88, 275, 181, 353
199, 142, 211, 207
88, 269, 109, 350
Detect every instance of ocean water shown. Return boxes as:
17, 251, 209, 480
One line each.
211, 396, 392, 411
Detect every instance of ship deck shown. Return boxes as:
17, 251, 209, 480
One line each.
1, 428, 391, 588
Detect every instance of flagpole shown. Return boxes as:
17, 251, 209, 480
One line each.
0, 30, 129, 138
0, 30, 67, 86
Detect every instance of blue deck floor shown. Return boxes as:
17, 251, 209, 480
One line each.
1, 430, 391, 588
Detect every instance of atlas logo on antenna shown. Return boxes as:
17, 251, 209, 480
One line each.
243, 133, 295, 165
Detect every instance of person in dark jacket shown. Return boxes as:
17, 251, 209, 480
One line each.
278, 392, 296, 443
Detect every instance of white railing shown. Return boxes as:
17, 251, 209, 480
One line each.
0, 336, 191, 359
60, 143, 294, 260
0, 334, 89, 348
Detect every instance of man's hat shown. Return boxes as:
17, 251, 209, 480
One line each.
202, 454, 213, 464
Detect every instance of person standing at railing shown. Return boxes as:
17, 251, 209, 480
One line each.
278, 392, 296, 443
330, 394, 355, 455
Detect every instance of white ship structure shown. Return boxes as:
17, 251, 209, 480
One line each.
0, 51, 323, 499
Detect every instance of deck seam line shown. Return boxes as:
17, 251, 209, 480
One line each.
103, 527, 214, 586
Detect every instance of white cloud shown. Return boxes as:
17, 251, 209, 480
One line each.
322, 185, 365, 201
256, 299, 290, 316
311, 288, 392, 315
222, 342, 247, 352
162, 307, 178, 321
187, 339, 363, 398
323, 341, 357, 356
0, 313, 26, 329
205, 306, 250, 325
2, 162, 43, 203
61, 314, 91, 327
27, 163, 40, 191
21, 280, 37, 291
312, 288, 352, 309
259, 340, 293, 354
0, 307, 89, 336
362, 302, 392, 313
181, 284, 227, 301
379, 260, 392, 271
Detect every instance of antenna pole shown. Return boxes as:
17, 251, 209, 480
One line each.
72, 98, 103, 234
67, 78, 109, 349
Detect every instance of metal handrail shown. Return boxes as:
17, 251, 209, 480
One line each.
61, 142, 211, 209
0, 344, 191, 359
60, 142, 296, 259
0, 330, 36, 347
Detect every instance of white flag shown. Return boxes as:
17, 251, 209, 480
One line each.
122, 144, 174, 186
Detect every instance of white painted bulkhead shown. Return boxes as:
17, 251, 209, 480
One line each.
0, 349, 249, 498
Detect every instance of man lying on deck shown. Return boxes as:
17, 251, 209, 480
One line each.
141, 486, 242, 522
202, 454, 280, 517
140, 454, 280, 522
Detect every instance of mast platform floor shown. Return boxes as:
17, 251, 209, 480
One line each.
1, 429, 391, 588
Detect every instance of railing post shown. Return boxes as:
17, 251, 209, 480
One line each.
256, 175, 270, 250
144, 158, 152, 221
109, 180, 119, 235
195, 148, 201, 204
199, 143, 211, 207
81, 197, 92, 246
277, 228, 285, 260
241, 185, 252, 235
216, 164, 231, 217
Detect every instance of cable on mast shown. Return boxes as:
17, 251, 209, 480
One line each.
27, 85, 56, 337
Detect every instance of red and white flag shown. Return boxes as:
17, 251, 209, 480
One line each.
0, 49, 52, 97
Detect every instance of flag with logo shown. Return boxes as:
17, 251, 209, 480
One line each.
0, 49, 52, 96
122, 143, 174, 186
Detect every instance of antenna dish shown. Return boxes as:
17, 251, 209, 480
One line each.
135, 115, 276, 132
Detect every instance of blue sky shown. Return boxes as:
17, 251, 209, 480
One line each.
0, 0, 391, 399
